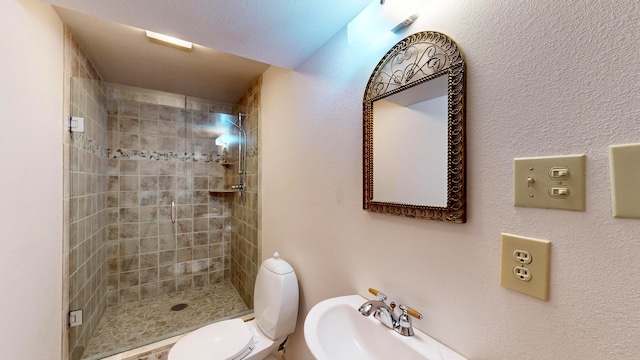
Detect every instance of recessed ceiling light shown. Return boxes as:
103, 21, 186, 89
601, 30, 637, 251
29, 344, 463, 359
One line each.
145, 30, 193, 51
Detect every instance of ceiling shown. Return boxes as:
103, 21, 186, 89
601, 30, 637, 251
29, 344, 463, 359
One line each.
44, 0, 372, 103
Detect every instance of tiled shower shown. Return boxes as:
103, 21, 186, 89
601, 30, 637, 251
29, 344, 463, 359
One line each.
64, 28, 261, 360
65, 29, 110, 358
105, 86, 235, 306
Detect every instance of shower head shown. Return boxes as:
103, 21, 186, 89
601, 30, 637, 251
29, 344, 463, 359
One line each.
215, 113, 245, 135
224, 117, 244, 132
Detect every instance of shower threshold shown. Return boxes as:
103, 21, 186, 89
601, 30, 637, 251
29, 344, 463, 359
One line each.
80, 281, 250, 360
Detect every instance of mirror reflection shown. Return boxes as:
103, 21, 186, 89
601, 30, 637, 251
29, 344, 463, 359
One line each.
372, 76, 449, 206
363, 31, 466, 223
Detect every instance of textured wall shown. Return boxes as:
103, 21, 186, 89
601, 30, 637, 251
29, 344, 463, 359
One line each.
261, 1, 640, 359
0, 0, 64, 359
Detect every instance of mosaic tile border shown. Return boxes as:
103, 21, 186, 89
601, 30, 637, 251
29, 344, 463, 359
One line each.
69, 134, 241, 164
108, 148, 221, 162
71, 132, 109, 158
107, 146, 258, 163
247, 145, 259, 158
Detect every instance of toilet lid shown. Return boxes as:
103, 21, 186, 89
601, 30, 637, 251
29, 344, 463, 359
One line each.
169, 319, 255, 360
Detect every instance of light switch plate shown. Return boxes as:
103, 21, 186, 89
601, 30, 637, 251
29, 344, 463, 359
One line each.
609, 143, 640, 218
500, 233, 551, 301
513, 154, 586, 211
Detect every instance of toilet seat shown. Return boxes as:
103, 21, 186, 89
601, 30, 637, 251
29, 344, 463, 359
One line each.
169, 253, 297, 360
169, 319, 255, 360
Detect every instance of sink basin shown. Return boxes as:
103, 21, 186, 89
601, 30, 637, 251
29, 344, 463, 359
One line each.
304, 295, 466, 360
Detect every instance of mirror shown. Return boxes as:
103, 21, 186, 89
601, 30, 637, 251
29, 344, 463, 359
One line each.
363, 31, 466, 223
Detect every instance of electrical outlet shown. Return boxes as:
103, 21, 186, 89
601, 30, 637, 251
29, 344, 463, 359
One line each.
513, 249, 532, 264
500, 233, 551, 300
512, 266, 531, 281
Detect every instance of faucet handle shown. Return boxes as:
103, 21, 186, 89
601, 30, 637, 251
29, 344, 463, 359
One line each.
368, 288, 387, 301
403, 305, 423, 320
396, 304, 422, 337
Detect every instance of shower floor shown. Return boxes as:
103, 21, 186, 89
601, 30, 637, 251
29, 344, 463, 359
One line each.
81, 281, 250, 360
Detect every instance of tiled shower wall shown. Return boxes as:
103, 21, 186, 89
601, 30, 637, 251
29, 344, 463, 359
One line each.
63, 24, 260, 359
230, 76, 262, 307
105, 85, 236, 305
64, 27, 109, 360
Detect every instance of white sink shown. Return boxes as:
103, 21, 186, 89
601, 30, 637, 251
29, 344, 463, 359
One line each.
304, 295, 466, 360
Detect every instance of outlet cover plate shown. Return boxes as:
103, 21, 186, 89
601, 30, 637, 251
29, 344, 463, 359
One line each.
500, 233, 551, 300
609, 143, 640, 218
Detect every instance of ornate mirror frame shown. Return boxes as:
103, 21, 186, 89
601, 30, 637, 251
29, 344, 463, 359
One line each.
363, 31, 466, 223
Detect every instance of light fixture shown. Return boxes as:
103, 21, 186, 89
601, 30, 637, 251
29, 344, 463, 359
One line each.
145, 30, 193, 51
347, 0, 427, 47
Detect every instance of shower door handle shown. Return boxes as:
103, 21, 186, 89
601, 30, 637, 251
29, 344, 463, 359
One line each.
171, 201, 176, 224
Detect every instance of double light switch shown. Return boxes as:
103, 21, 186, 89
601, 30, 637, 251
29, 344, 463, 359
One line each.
514, 154, 586, 211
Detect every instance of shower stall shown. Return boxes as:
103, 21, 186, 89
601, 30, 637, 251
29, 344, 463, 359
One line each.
66, 78, 260, 360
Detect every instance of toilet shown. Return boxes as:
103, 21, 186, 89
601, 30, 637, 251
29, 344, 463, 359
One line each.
169, 252, 299, 360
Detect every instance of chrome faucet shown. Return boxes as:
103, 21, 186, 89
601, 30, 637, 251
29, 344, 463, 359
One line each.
358, 293, 399, 329
358, 288, 423, 337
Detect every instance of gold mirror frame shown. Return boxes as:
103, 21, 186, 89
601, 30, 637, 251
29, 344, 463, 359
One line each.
363, 31, 466, 223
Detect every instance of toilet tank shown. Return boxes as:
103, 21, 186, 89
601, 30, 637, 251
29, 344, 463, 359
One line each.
254, 253, 299, 340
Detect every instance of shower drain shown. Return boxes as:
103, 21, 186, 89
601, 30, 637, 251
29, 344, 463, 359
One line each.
171, 303, 188, 311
